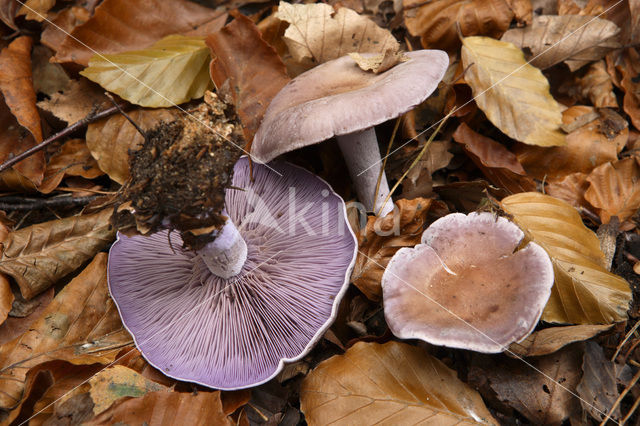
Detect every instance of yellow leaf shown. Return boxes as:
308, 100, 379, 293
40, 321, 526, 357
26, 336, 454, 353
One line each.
80, 35, 212, 107
301, 341, 497, 425
461, 36, 566, 147
501, 192, 631, 324
275, 2, 399, 71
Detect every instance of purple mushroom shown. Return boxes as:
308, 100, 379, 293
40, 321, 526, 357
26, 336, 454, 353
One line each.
108, 157, 357, 389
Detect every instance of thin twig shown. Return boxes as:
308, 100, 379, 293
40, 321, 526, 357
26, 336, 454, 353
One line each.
0, 195, 102, 211
0, 104, 125, 174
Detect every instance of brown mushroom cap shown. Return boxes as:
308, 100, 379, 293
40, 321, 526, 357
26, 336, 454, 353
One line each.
252, 50, 449, 163
382, 212, 554, 353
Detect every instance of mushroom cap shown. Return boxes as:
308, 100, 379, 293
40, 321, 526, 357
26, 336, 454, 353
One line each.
108, 157, 357, 389
381, 212, 554, 353
252, 50, 449, 163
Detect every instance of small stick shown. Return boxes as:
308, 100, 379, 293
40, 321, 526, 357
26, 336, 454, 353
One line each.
0, 195, 102, 211
0, 103, 126, 174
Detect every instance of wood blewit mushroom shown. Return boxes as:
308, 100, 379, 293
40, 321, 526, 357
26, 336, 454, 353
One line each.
108, 158, 357, 389
252, 50, 449, 216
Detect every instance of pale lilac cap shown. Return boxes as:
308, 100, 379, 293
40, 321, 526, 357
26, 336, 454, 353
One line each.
252, 50, 449, 163
382, 212, 554, 353
108, 158, 357, 389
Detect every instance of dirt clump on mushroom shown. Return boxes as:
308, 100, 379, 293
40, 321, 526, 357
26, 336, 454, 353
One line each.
116, 92, 243, 250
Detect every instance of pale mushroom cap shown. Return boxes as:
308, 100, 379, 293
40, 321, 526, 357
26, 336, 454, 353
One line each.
108, 158, 357, 389
252, 50, 449, 163
382, 212, 554, 353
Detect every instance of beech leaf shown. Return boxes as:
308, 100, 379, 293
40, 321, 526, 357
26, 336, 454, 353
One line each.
275, 2, 399, 70
81, 35, 212, 107
509, 324, 612, 357
461, 36, 566, 147
0, 209, 116, 299
301, 341, 497, 425
585, 157, 640, 225
501, 192, 631, 324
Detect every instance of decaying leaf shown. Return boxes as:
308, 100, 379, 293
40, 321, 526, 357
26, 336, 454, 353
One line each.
577, 341, 620, 422
352, 198, 447, 300
545, 172, 591, 210
301, 341, 498, 425
403, 0, 514, 51
469, 344, 583, 424
515, 106, 627, 181
87, 389, 231, 425
501, 15, 620, 70
0, 254, 131, 411
575, 60, 618, 108
86, 108, 177, 184
89, 365, 166, 415
617, 47, 640, 134
0, 273, 12, 325
17, 0, 56, 22
349, 49, 407, 74
0, 288, 54, 346
275, 2, 399, 71
461, 36, 566, 147
0, 0, 19, 30
37, 78, 110, 125
501, 192, 631, 324
585, 156, 640, 225
453, 123, 536, 194
54, 0, 227, 66
0, 36, 42, 142
509, 324, 613, 357
40, 139, 103, 193
41, 6, 90, 54
207, 13, 290, 146
0, 208, 116, 299
81, 35, 212, 108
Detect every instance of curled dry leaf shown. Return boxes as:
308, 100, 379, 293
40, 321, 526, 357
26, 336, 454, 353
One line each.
0, 0, 19, 29
0, 288, 54, 346
81, 35, 212, 108
577, 341, 620, 422
545, 172, 591, 210
501, 192, 631, 324
0, 254, 131, 411
0, 273, 12, 325
515, 106, 627, 181
575, 60, 618, 108
275, 2, 399, 72
618, 48, 640, 131
41, 6, 90, 53
403, 0, 514, 52
207, 13, 290, 146
54, 0, 227, 66
0, 208, 116, 299
0, 36, 42, 142
469, 344, 583, 425
37, 78, 110, 125
585, 156, 640, 225
17, 0, 56, 22
509, 324, 613, 357
87, 389, 231, 426
351, 198, 447, 301
501, 15, 620, 71
86, 108, 177, 184
40, 138, 103, 194
453, 122, 536, 194
461, 36, 566, 147
301, 341, 498, 425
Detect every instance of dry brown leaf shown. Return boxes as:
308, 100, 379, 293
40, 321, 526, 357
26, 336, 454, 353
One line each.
453, 122, 537, 194
301, 341, 498, 425
0, 273, 12, 325
403, 0, 514, 52
501, 192, 631, 324
0, 288, 53, 346
0, 36, 42, 142
352, 198, 447, 300
17, 0, 55, 22
31, 45, 71, 97
0, 254, 131, 411
41, 6, 90, 53
89, 365, 166, 415
87, 389, 231, 425
400, 140, 453, 199
275, 2, 399, 72
506, 0, 533, 25
37, 79, 110, 125
575, 60, 618, 108
54, 0, 227, 66
349, 49, 407, 74
461, 36, 566, 147
40, 139, 103, 194
509, 324, 612, 356
545, 172, 591, 210
0, 209, 115, 299
585, 156, 640, 224
501, 15, 620, 71
0, 0, 18, 29
578, 341, 620, 421
208, 14, 291, 146
618, 47, 640, 131
86, 108, 177, 184
0, 96, 45, 189
515, 106, 627, 181
469, 344, 583, 424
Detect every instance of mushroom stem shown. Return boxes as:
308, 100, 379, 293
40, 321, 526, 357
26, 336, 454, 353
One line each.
336, 128, 395, 216
199, 217, 247, 279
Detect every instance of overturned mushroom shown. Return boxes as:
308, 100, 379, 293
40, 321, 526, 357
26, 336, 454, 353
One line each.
108, 158, 357, 389
252, 50, 449, 216
382, 212, 554, 353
